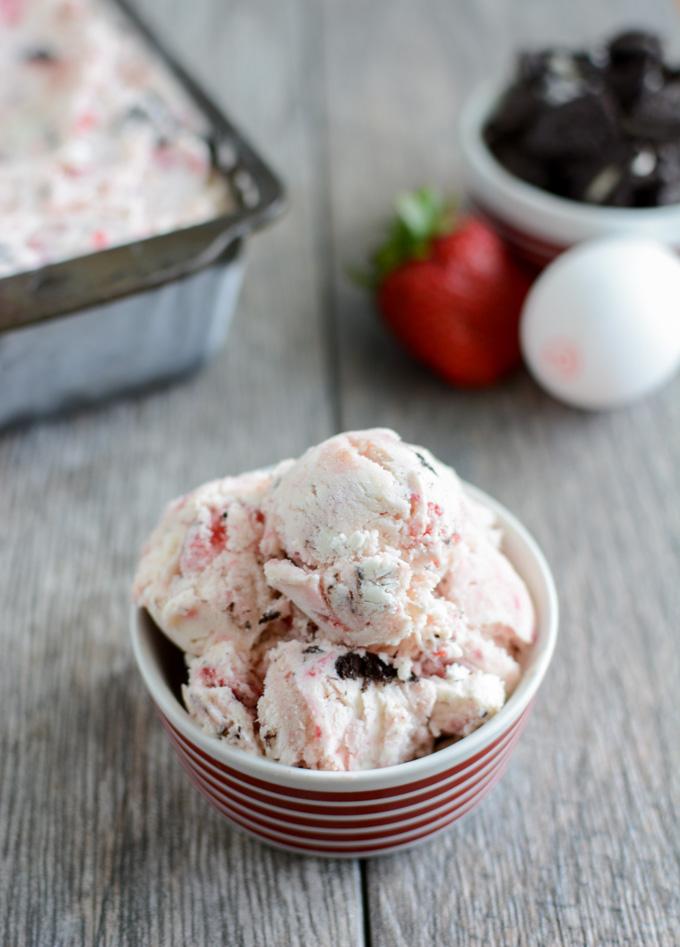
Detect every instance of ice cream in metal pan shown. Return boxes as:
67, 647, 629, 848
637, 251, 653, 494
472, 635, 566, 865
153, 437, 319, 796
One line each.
0, 0, 232, 276
0, 0, 284, 426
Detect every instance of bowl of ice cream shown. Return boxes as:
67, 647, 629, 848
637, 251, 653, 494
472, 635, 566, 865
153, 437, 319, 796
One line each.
130, 430, 558, 857
459, 31, 680, 267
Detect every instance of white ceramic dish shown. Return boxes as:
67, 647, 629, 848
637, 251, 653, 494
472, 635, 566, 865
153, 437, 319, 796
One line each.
459, 82, 680, 265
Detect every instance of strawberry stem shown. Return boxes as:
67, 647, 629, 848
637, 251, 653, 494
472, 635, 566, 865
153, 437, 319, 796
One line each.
351, 187, 456, 289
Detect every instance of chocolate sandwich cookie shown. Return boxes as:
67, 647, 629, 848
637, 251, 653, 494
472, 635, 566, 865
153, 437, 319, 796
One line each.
485, 30, 680, 208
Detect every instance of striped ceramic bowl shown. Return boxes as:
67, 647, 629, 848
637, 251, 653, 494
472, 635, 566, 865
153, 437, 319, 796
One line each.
130, 484, 558, 858
459, 83, 680, 268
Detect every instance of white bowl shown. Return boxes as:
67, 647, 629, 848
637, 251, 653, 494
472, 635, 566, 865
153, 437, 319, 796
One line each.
459, 83, 680, 265
130, 482, 558, 858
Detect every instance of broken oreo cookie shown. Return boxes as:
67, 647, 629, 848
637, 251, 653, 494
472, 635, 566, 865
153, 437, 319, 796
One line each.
334, 652, 398, 684
485, 29, 680, 207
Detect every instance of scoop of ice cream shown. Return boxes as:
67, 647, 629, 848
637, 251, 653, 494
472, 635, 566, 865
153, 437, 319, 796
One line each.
249, 606, 319, 680
133, 463, 293, 655
437, 540, 534, 649
182, 638, 260, 754
262, 429, 464, 570
409, 597, 522, 691
432, 493, 534, 651
262, 429, 468, 650
257, 640, 436, 770
256, 640, 508, 770
428, 664, 506, 739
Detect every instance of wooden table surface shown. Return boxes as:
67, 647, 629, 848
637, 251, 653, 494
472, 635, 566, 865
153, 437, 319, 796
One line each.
2, 0, 680, 944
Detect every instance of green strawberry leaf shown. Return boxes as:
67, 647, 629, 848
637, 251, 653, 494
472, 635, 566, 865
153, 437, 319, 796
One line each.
351, 187, 456, 289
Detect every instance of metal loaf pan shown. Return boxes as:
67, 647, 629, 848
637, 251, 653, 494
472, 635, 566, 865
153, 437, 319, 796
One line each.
0, 0, 285, 426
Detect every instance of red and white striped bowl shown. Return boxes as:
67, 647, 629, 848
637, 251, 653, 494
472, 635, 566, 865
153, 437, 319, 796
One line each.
130, 484, 558, 858
459, 83, 680, 268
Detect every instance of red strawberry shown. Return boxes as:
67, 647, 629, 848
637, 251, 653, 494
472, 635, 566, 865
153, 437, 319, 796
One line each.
362, 189, 534, 387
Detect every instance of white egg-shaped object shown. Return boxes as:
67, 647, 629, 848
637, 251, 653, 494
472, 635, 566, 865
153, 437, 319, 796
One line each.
520, 237, 680, 409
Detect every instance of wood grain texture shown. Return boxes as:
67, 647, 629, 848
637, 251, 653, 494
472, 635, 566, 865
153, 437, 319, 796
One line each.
0, 1, 358, 945
2, 0, 680, 945
322, 0, 680, 944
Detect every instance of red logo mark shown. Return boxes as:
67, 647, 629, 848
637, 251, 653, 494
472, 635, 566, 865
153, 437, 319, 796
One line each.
542, 339, 581, 379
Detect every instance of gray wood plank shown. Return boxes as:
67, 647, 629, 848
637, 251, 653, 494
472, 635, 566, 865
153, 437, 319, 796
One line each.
0, 0, 360, 945
322, 0, 680, 944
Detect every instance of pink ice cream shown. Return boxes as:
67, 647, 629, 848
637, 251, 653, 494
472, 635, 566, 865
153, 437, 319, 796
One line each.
183, 636, 506, 769
0, 0, 232, 276
133, 429, 536, 771
261, 430, 465, 652
182, 639, 260, 754
258, 641, 506, 769
437, 507, 534, 650
258, 640, 436, 770
132, 463, 293, 656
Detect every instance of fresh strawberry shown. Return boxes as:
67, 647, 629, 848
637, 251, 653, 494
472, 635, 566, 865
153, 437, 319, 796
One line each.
360, 188, 534, 387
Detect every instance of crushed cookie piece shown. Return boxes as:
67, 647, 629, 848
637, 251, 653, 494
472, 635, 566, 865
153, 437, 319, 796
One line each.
415, 450, 437, 475
23, 47, 58, 64
335, 652, 398, 683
